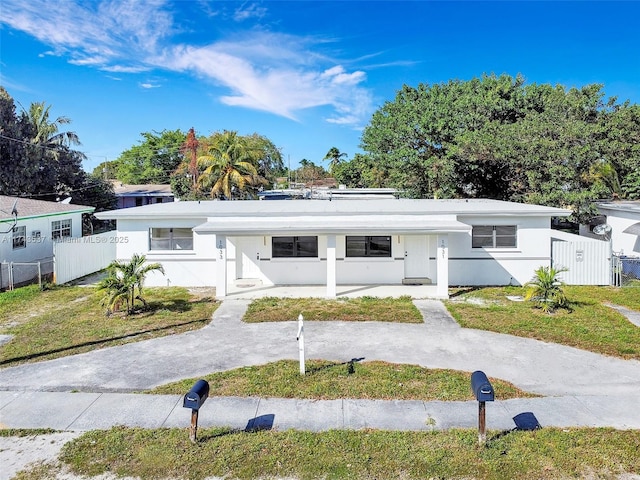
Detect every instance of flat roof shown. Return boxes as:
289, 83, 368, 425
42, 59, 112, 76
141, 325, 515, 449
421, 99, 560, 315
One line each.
95, 198, 571, 220
597, 200, 640, 215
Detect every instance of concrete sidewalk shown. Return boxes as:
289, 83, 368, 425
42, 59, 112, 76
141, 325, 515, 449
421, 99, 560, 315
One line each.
1, 298, 640, 433
1, 390, 640, 433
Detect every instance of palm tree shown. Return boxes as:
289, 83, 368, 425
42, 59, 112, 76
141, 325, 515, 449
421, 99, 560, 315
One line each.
197, 131, 263, 199
323, 147, 347, 175
524, 265, 569, 313
98, 254, 165, 315
24, 101, 81, 149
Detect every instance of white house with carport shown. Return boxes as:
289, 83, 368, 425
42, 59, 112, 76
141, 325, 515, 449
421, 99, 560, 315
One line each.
0, 195, 94, 288
95, 198, 571, 299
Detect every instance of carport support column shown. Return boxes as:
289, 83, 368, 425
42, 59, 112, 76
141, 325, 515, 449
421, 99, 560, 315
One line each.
436, 234, 449, 299
216, 235, 227, 299
326, 235, 337, 298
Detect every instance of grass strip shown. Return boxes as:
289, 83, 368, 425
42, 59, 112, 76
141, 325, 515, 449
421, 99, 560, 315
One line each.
53, 426, 640, 480
0, 286, 218, 367
446, 285, 640, 360
243, 296, 423, 322
149, 360, 536, 401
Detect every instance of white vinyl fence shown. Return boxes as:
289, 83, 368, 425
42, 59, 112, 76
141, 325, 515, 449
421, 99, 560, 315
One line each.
53, 231, 117, 284
551, 235, 610, 285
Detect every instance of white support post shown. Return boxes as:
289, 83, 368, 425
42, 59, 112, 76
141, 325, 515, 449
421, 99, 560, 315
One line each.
215, 235, 227, 299
297, 313, 305, 375
436, 234, 449, 299
326, 234, 337, 298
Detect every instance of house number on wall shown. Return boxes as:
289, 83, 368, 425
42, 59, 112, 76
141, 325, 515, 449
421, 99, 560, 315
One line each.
217, 240, 223, 259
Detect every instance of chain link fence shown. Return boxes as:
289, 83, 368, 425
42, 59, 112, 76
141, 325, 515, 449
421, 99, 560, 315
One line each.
0, 259, 54, 291
613, 255, 640, 287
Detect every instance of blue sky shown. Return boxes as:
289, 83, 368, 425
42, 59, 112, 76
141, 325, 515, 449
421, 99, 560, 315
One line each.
1, 1, 639, 175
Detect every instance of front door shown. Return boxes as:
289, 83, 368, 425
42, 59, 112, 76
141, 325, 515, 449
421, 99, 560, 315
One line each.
404, 235, 430, 279
235, 238, 262, 279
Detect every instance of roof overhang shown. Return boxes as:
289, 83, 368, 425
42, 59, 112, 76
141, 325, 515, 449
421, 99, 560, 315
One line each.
623, 222, 640, 236
193, 215, 471, 236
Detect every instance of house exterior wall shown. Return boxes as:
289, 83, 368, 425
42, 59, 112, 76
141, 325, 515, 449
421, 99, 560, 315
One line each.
0, 212, 86, 287
597, 209, 640, 256
116, 217, 217, 287
111, 214, 556, 288
448, 216, 553, 286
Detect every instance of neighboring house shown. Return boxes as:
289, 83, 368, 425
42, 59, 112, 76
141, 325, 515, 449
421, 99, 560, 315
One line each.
95, 198, 571, 299
590, 200, 640, 256
0, 196, 94, 288
112, 183, 174, 209
580, 201, 640, 255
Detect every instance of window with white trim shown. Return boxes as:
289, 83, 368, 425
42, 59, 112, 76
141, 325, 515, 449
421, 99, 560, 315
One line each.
472, 225, 517, 248
51, 219, 72, 240
12, 226, 26, 249
149, 228, 193, 250
272, 236, 318, 258
346, 236, 391, 257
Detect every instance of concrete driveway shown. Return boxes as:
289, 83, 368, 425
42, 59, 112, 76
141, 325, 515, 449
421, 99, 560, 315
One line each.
0, 298, 638, 398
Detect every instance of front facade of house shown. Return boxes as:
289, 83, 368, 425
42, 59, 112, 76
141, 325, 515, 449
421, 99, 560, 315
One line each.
0, 196, 94, 288
95, 199, 570, 299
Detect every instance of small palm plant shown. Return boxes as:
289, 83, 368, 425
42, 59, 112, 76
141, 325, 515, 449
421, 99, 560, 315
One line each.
98, 254, 165, 315
524, 266, 569, 313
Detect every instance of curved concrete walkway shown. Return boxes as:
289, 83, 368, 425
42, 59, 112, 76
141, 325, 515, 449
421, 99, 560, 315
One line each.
1, 299, 639, 432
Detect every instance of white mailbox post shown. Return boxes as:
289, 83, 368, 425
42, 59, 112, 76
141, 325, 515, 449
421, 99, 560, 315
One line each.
296, 313, 305, 375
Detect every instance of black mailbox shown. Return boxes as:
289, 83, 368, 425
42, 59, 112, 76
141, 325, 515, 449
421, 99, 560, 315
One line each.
470, 370, 494, 402
183, 379, 210, 410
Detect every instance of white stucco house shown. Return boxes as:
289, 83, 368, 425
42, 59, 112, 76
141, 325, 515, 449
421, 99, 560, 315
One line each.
584, 200, 640, 256
94, 198, 571, 299
0, 195, 95, 288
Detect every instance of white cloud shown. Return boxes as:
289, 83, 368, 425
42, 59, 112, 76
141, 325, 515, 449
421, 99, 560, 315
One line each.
1, 0, 375, 127
234, 2, 267, 22
139, 81, 161, 89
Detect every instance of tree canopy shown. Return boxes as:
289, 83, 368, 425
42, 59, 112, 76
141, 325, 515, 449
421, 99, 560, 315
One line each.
170, 130, 284, 200
0, 87, 116, 211
355, 74, 640, 220
109, 129, 187, 185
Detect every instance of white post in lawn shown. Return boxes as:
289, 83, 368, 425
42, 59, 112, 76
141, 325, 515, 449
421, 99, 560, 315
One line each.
296, 313, 305, 375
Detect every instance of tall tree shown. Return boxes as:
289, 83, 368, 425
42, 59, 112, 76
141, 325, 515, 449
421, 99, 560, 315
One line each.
246, 133, 285, 184
181, 127, 200, 189
197, 130, 263, 199
323, 147, 347, 174
114, 129, 186, 184
25, 101, 81, 150
359, 74, 640, 219
0, 88, 116, 210
0, 87, 32, 195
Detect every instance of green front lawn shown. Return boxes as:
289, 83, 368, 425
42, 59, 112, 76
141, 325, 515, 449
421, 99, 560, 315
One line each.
445, 285, 640, 360
149, 359, 536, 400
34, 426, 638, 480
0, 285, 218, 367
243, 295, 423, 322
